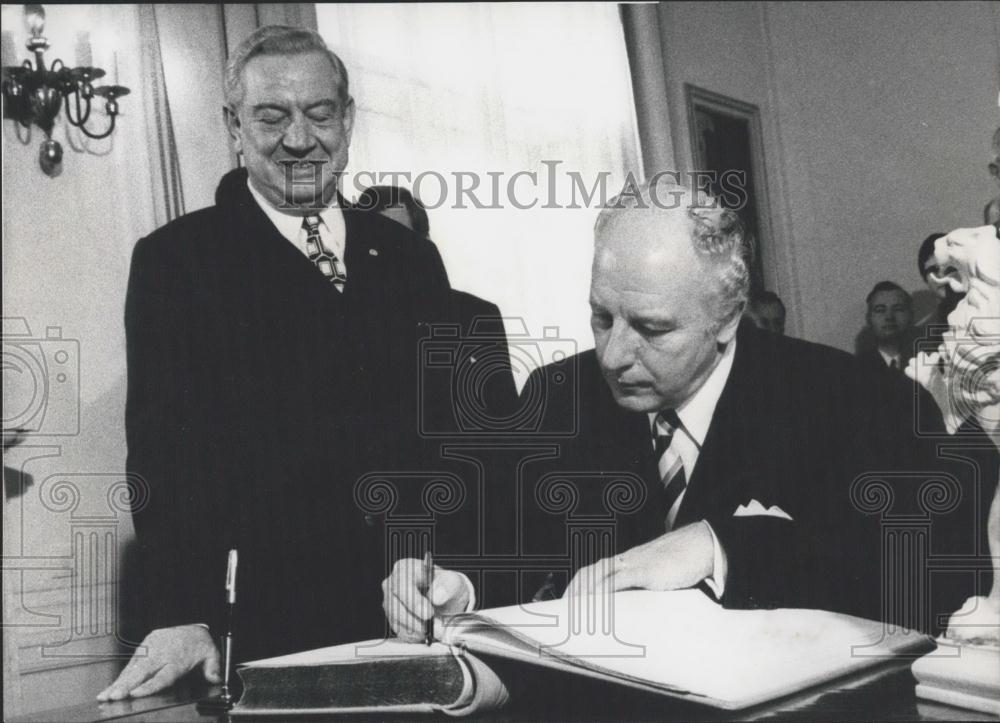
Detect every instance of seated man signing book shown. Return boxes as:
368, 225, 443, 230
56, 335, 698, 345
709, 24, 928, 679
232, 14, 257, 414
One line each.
383, 179, 990, 639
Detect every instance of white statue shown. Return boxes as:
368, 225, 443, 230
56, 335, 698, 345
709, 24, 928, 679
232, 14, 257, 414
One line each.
905, 223, 1000, 713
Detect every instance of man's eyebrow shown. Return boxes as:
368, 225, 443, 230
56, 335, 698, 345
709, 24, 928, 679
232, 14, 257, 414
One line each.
251, 103, 289, 113
303, 100, 339, 111
250, 100, 339, 114
631, 312, 675, 327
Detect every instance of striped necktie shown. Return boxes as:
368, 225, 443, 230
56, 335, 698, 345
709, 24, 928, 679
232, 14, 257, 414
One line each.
303, 216, 346, 292
653, 410, 687, 531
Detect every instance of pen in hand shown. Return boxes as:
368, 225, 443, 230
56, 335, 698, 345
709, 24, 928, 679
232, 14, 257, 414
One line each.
424, 550, 434, 646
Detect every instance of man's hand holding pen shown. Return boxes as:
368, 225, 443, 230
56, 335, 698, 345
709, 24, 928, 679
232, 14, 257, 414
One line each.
97, 625, 221, 701
382, 558, 472, 641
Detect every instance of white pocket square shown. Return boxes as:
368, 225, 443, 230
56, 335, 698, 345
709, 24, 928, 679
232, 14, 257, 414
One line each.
733, 499, 793, 521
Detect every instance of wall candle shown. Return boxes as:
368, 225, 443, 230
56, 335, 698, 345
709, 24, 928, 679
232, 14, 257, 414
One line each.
1, 31, 16, 67
113, 50, 118, 84
75, 31, 92, 67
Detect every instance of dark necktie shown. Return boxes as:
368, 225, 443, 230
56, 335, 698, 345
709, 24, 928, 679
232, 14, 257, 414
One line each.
653, 410, 688, 531
303, 216, 346, 292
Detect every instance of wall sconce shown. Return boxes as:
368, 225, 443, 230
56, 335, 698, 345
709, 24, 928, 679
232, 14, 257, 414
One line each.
1, 4, 130, 176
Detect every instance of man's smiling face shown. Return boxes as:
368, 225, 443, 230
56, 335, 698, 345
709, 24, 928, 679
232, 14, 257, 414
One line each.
229, 51, 355, 212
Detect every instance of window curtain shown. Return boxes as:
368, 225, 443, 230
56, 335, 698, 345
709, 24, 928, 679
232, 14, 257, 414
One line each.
138, 4, 185, 225
316, 2, 641, 381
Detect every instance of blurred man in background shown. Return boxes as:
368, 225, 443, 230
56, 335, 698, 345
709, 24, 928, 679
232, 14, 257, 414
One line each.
916, 232, 961, 346
985, 127, 1000, 225
859, 281, 913, 373
357, 184, 430, 239
357, 184, 518, 421
746, 290, 786, 335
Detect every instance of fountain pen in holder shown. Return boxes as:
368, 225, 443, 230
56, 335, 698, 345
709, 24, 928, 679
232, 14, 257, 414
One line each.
197, 549, 239, 712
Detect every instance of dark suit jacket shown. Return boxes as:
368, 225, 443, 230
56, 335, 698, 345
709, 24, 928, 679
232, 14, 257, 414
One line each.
856, 347, 906, 376
511, 323, 993, 632
125, 168, 454, 660
429, 289, 518, 432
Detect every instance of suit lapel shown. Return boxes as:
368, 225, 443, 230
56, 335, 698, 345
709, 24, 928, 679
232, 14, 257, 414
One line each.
219, 174, 348, 299
675, 326, 757, 526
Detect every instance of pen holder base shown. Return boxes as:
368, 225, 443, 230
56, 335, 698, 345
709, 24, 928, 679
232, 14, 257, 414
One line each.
912, 639, 1000, 716
196, 690, 237, 712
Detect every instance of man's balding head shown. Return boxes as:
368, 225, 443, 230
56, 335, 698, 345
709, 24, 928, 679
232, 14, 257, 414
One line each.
224, 26, 351, 111
589, 181, 750, 412
594, 182, 751, 327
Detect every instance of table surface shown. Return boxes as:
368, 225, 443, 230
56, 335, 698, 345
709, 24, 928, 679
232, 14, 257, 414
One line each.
12, 658, 998, 723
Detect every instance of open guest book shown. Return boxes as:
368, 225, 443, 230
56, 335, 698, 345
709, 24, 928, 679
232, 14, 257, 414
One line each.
231, 589, 932, 717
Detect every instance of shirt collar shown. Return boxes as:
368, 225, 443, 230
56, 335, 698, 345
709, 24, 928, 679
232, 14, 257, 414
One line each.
648, 337, 737, 448
877, 348, 900, 367
246, 178, 342, 245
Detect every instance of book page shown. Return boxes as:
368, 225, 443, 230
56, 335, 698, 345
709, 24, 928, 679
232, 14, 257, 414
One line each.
447, 589, 930, 708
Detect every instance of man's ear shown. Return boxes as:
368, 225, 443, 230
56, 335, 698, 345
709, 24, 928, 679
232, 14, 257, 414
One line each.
224, 106, 243, 155
342, 97, 356, 147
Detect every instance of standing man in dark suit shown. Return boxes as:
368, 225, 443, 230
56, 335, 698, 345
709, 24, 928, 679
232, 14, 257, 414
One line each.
101, 26, 453, 700
857, 281, 914, 374
382, 180, 984, 638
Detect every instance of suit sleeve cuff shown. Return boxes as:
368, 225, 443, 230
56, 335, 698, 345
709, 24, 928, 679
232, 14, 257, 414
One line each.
701, 520, 728, 599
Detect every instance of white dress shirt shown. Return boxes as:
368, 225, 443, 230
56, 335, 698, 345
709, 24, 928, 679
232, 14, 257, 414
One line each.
648, 338, 737, 598
877, 348, 901, 369
246, 179, 347, 275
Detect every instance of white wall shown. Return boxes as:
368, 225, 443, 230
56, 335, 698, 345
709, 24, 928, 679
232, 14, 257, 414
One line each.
765, 0, 999, 350
3, 6, 150, 714
655, 0, 1000, 351
1, 4, 232, 716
